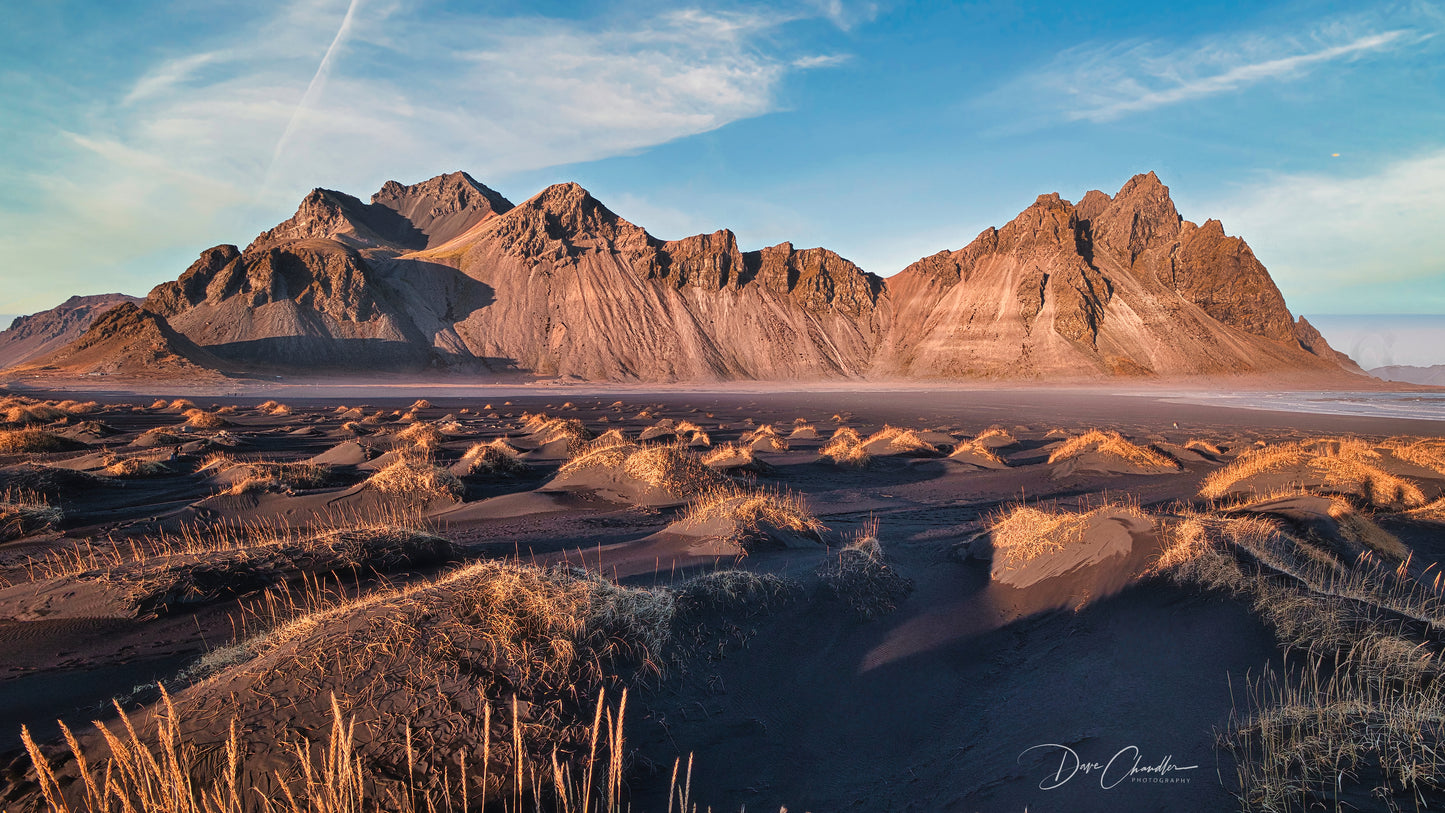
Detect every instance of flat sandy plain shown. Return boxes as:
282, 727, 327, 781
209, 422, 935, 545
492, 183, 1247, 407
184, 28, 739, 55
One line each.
2, 386, 1444, 812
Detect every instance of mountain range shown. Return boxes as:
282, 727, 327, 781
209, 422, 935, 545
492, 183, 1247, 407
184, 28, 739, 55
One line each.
1, 171, 1364, 383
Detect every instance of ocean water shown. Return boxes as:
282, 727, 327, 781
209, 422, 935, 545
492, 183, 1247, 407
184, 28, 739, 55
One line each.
1164, 391, 1445, 422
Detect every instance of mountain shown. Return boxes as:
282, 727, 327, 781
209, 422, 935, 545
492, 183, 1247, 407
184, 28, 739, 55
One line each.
10, 171, 1365, 383
874, 173, 1361, 379
7, 302, 233, 380
1371, 365, 1445, 386
0, 293, 141, 367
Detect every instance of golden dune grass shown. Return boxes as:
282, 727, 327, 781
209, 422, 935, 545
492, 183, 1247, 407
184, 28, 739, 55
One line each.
458, 440, 527, 476
396, 421, 443, 451
366, 455, 464, 500
819, 426, 871, 466
1184, 439, 1225, 456
102, 456, 170, 478
1046, 429, 1177, 469
1385, 437, 1445, 477
0, 489, 61, 541
988, 503, 1146, 572
225, 462, 335, 496
561, 441, 726, 497
1200, 439, 1426, 508
864, 425, 938, 455
816, 517, 913, 619
0, 429, 77, 454
973, 426, 1017, 447
183, 409, 228, 429
701, 442, 754, 467
680, 482, 825, 550
947, 439, 1006, 466
1152, 506, 1445, 810
522, 413, 592, 451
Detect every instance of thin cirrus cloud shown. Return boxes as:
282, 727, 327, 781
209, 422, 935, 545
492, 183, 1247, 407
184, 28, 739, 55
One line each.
989, 16, 1429, 125
0, 0, 851, 313
1205, 147, 1445, 314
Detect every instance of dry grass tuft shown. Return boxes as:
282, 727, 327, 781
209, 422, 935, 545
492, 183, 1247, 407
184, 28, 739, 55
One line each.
680, 482, 825, 552
947, 439, 1007, 466
522, 412, 593, 452
584, 428, 630, 452
225, 462, 335, 495
817, 517, 913, 619
702, 442, 756, 469
396, 421, 444, 451
973, 426, 1017, 447
863, 425, 938, 456
409, 398, 433, 410
989, 503, 1148, 573
457, 440, 527, 477
102, 456, 170, 478
819, 427, 871, 467
1184, 439, 1226, 456
1201, 438, 1427, 508
0, 489, 61, 541
1047, 429, 1178, 469
2, 403, 66, 425
1152, 506, 1445, 810
0, 429, 83, 454
366, 454, 464, 501
1383, 436, 1445, 477
183, 408, 228, 429
20, 571, 666, 813
560, 441, 726, 498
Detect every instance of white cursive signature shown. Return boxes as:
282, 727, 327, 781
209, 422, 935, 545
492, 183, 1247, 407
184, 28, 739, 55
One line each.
1018, 743, 1199, 790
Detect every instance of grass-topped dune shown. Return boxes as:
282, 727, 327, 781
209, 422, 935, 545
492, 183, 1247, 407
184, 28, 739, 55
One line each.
979, 502, 1155, 598
1046, 429, 1181, 476
818, 424, 950, 466
543, 441, 727, 508
1152, 501, 1445, 811
657, 483, 827, 556
0, 520, 455, 619
0, 489, 60, 542
17, 559, 793, 812
1201, 437, 1432, 509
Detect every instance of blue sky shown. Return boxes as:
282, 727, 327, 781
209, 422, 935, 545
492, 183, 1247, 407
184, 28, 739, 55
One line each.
2, 0, 1443, 364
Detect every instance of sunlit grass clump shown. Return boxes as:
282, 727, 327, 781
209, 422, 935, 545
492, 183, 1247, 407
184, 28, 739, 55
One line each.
366, 454, 464, 501
1046, 429, 1178, 470
1200, 438, 1426, 508
988, 502, 1147, 573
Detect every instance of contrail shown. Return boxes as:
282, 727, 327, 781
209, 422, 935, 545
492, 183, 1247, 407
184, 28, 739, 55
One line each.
259, 0, 362, 201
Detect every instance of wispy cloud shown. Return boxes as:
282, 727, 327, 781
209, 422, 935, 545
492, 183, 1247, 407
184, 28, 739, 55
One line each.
0, 0, 853, 312
1205, 147, 1445, 313
792, 53, 851, 68
990, 12, 1433, 124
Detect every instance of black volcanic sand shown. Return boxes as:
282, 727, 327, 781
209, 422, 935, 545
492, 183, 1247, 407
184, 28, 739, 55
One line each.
2, 387, 1444, 812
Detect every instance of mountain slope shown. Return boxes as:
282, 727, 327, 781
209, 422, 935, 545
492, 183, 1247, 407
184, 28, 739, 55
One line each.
873, 173, 1360, 380
13, 170, 1364, 383
0, 294, 141, 367
9, 303, 234, 380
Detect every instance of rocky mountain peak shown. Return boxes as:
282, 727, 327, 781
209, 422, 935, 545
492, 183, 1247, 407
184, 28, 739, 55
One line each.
1091, 172, 1183, 264
487, 182, 655, 264
0, 292, 143, 368
1075, 189, 1112, 224
370, 171, 513, 248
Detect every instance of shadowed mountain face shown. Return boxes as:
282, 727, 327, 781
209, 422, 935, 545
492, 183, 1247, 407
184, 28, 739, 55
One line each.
0, 294, 141, 367
12, 171, 1364, 382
